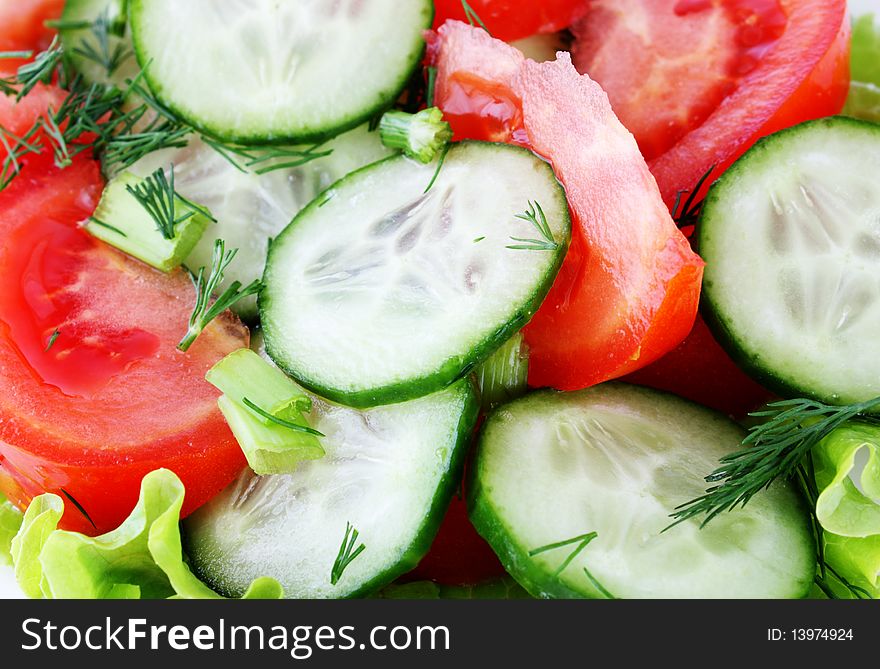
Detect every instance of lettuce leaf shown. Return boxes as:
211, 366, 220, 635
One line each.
814, 422, 880, 537
812, 422, 880, 597
0, 492, 23, 567
10, 469, 282, 599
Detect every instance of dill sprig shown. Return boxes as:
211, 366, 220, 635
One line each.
241, 398, 325, 437
72, 9, 133, 77
671, 164, 715, 231
668, 395, 880, 529
529, 531, 597, 577
177, 239, 262, 352
60, 487, 97, 530
44, 329, 60, 352
330, 522, 366, 585
529, 530, 615, 596
507, 200, 558, 251
1, 36, 65, 101
199, 136, 332, 175
461, 0, 492, 35
0, 123, 44, 189
125, 166, 214, 240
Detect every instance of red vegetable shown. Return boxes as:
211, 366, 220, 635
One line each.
431, 21, 704, 391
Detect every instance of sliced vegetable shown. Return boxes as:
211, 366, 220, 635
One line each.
430, 22, 703, 391
0, 101, 248, 535
11, 469, 282, 599
474, 332, 529, 411
379, 107, 452, 163
129, 0, 433, 143
379, 576, 529, 599
184, 379, 479, 599
207, 349, 324, 475
58, 0, 138, 89
125, 126, 393, 319
0, 0, 64, 76
261, 141, 569, 408
699, 116, 880, 406
469, 384, 815, 598
432, 0, 585, 43
86, 168, 213, 272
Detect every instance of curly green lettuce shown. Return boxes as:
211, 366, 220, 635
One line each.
813, 422, 880, 597
10, 469, 282, 599
0, 492, 23, 567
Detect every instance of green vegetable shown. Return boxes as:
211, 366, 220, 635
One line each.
378, 107, 452, 163
207, 349, 324, 475
9, 469, 282, 599
844, 12, 880, 122
811, 423, 880, 597
86, 170, 213, 272
0, 492, 22, 567
474, 332, 529, 411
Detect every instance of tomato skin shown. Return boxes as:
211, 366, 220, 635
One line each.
623, 313, 774, 418
432, 0, 585, 43
0, 91, 249, 535
408, 492, 506, 585
640, 0, 850, 205
0, 0, 64, 75
431, 22, 703, 391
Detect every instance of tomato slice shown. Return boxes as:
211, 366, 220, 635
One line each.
623, 314, 774, 417
409, 493, 506, 585
0, 0, 64, 75
430, 21, 704, 390
432, 0, 586, 43
571, 0, 850, 205
0, 93, 248, 535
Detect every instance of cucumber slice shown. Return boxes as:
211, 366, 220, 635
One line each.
60, 0, 139, 89
129, 0, 433, 144
699, 117, 880, 406
183, 378, 478, 599
126, 125, 392, 319
261, 141, 570, 407
470, 384, 815, 599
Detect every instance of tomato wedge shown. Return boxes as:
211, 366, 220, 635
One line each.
0, 0, 64, 75
432, 0, 586, 43
571, 0, 850, 205
0, 92, 248, 535
430, 21, 704, 390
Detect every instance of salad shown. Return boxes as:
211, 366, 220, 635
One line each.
0, 0, 877, 600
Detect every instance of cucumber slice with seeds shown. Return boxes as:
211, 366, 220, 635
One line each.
261, 141, 570, 407
60, 0, 139, 90
126, 125, 392, 319
699, 117, 880, 406
184, 378, 478, 599
469, 384, 815, 599
129, 0, 433, 143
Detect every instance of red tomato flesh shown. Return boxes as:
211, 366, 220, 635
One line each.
430, 21, 704, 391
0, 93, 248, 535
432, 0, 586, 43
0, 0, 64, 75
571, 0, 850, 205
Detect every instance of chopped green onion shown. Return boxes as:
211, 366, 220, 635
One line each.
379, 107, 452, 163
474, 333, 529, 411
206, 348, 311, 423
217, 396, 324, 476
207, 349, 324, 475
85, 170, 212, 272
